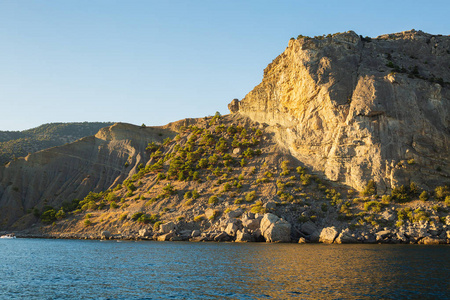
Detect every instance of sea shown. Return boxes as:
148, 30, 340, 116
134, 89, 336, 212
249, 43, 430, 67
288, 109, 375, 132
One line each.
0, 239, 448, 299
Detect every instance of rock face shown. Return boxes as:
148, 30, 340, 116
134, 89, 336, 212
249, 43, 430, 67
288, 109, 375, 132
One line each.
260, 213, 291, 242
0, 123, 176, 228
231, 30, 450, 192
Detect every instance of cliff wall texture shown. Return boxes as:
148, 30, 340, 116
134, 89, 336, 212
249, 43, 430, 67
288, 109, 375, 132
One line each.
230, 30, 449, 192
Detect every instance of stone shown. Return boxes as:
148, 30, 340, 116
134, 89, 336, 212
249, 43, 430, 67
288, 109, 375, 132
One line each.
242, 218, 261, 231
101, 230, 111, 239
233, 148, 241, 155
157, 232, 174, 241
260, 213, 291, 243
191, 230, 201, 237
138, 229, 151, 238
300, 221, 318, 235
319, 227, 339, 244
335, 229, 357, 244
298, 237, 307, 244
227, 208, 244, 219
419, 236, 443, 245
381, 211, 395, 222
225, 223, 239, 236
205, 209, 216, 220
235, 230, 253, 242
159, 222, 176, 234
376, 230, 393, 241
263, 201, 276, 210
214, 231, 231, 242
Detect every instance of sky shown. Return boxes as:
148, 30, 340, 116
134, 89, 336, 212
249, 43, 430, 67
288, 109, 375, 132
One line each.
1, 0, 449, 131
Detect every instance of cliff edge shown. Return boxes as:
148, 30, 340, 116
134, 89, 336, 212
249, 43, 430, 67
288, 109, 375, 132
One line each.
230, 30, 450, 192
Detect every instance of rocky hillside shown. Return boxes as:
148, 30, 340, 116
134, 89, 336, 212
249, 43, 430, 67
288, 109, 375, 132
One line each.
0, 122, 114, 165
230, 29, 449, 193
0, 30, 449, 245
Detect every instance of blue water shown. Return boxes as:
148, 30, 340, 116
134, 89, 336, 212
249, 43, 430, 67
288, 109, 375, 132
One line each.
0, 239, 448, 299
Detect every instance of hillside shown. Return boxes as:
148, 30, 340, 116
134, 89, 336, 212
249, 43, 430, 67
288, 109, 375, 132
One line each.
0, 30, 449, 244
0, 122, 115, 165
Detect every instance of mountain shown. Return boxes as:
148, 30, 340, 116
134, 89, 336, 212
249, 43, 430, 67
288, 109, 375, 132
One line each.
0, 122, 115, 165
0, 30, 449, 244
231, 30, 449, 193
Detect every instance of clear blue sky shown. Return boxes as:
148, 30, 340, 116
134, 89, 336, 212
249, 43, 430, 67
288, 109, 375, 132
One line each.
1, 0, 449, 131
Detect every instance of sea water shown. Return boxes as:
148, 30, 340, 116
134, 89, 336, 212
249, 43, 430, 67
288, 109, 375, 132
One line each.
0, 239, 448, 299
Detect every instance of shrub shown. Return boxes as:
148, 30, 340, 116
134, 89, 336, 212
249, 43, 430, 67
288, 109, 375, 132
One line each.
435, 186, 449, 200
110, 201, 119, 209
391, 185, 410, 202
194, 215, 205, 222
364, 201, 383, 212
250, 200, 267, 214
362, 180, 376, 196
208, 196, 219, 205
55, 209, 66, 220
419, 191, 429, 201
153, 221, 162, 231
84, 219, 92, 227
131, 212, 144, 221
119, 214, 128, 221
245, 191, 256, 202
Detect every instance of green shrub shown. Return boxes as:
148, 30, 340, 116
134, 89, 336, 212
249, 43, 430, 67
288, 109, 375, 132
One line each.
362, 180, 376, 196
208, 195, 219, 205
245, 191, 256, 202
194, 215, 205, 222
41, 209, 57, 224
419, 191, 429, 201
119, 214, 128, 221
153, 221, 162, 231
110, 201, 119, 209
391, 185, 410, 202
84, 219, 92, 227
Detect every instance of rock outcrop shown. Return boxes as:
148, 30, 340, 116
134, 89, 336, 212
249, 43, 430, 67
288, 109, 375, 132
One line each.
231, 30, 450, 192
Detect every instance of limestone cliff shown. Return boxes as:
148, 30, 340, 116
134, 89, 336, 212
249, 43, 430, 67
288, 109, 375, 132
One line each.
0, 123, 176, 228
231, 30, 450, 192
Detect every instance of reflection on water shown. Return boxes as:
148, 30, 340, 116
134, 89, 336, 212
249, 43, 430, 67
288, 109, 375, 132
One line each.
0, 239, 448, 299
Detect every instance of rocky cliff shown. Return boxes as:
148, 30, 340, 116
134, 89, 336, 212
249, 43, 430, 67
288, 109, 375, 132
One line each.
230, 30, 450, 192
0, 123, 176, 228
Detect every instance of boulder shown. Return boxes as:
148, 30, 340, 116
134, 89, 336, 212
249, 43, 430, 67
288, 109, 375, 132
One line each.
376, 230, 393, 241
159, 222, 176, 234
300, 221, 318, 235
335, 229, 357, 244
227, 208, 244, 219
213, 231, 231, 242
205, 209, 216, 220
138, 229, 151, 238
242, 218, 260, 231
419, 236, 443, 245
263, 201, 276, 210
235, 230, 253, 242
319, 227, 339, 244
157, 232, 174, 241
260, 213, 291, 243
191, 230, 201, 237
298, 237, 307, 244
225, 223, 239, 236
101, 230, 111, 239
